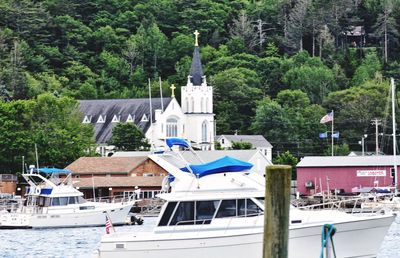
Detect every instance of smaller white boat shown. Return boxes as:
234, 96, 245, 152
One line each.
0, 168, 135, 228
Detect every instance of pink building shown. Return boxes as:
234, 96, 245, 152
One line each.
296, 156, 399, 195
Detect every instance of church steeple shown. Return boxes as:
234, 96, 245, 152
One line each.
189, 30, 204, 86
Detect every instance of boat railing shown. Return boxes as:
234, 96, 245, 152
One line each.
293, 194, 393, 214
87, 193, 136, 204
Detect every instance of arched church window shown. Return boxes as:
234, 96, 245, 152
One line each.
191, 97, 194, 113
166, 117, 178, 137
202, 120, 208, 142
206, 98, 209, 113
186, 98, 189, 112
201, 97, 204, 113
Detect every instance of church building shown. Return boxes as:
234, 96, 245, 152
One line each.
79, 31, 215, 155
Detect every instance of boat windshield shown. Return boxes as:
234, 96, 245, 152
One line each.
158, 198, 263, 227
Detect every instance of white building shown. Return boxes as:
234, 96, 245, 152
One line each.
79, 32, 215, 155
216, 135, 273, 162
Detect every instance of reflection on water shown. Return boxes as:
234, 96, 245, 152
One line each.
0, 217, 157, 258
0, 216, 399, 258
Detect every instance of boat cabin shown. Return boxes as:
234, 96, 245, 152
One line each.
158, 197, 264, 226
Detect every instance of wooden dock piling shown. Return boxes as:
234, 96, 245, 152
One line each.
263, 165, 291, 258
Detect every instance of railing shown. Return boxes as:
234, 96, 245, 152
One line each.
86, 193, 136, 203
293, 193, 394, 214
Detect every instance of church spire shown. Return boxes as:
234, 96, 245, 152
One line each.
189, 30, 204, 86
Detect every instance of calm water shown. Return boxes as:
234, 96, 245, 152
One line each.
0, 216, 400, 258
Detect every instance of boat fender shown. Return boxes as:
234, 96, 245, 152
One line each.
35, 187, 41, 195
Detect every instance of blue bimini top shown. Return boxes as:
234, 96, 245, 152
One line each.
166, 138, 190, 149
181, 156, 253, 178
36, 168, 72, 174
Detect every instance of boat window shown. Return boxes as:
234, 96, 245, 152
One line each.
77, 196, 86, 204
247, 199, 263, 216
51, 197, 60, 206
79, 206, 95, 210
256, 197, 265, 206
170, 201, 195, 225
196, 200, 219, 224
44, 197, 51, 207
158, 202, 177, 226
216, 199, 237, 218
59, 197, 68, 206
68, 197, 77, 205
237, 199, 246, 216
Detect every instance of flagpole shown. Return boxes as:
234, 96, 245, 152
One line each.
331, 110, 334, 156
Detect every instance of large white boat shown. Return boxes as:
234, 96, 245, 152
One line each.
96, 138, 395, 258
0, 168, 135, 228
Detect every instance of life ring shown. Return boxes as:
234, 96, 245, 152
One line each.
35, 187, 41, 195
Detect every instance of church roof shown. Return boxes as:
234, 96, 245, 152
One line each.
189, 46, 204, 86
79, 98, 172, 144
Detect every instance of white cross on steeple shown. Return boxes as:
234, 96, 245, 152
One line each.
194, 30, 200, 47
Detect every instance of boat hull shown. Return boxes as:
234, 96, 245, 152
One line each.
0, 202, 133, 229
97, 214, 394, 258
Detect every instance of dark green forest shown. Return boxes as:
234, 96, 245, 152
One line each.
1, 0, 400, 172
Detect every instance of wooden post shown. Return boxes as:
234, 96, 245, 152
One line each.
263, 165, 291, 258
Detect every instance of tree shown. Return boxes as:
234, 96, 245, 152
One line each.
273, 151, 299, 179
213, 67, 262, 133
232, 141, 253, 150
285, 0, 310, 52
372, 0, 399, 63
282, 53, 337, 104
229, 11, 258, 52
351, 51, 381, 86
30, 93, 95, 167
109, 123, 150, 151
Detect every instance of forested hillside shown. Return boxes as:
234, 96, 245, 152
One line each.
1, 0, 400, 171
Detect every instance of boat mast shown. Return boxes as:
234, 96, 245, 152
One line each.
391, 78, 398, 195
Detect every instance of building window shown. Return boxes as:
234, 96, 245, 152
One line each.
186, 98, 189, 112
97, 115, 106, 123
143, 173, 155, 177
202, 120, 208, 142
191, 97, 194, 113
82, 115, 92, 123
161, 123, 164, 133
221, 139, 225, 144
166, 117, 178, 137
111, 115, 120, 123
201, 97, 204, 113
141, 114, 149, 122
206, 98, 209, 113
126, 114, 135, 123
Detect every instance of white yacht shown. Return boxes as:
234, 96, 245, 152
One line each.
0, 168, 135, 228
96, 138, 395, 258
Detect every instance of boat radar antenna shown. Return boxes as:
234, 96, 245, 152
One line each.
35, 143, 39, 173
391, 78, 398, 196
148, 78, 155, 153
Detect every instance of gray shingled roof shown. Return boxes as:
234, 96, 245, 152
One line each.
189, 46, 204, 85
79, 98, 172, 144
219, 135, 272, 148
297, 155, 399, 167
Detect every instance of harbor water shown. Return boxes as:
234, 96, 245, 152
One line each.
1, 216, 400, 258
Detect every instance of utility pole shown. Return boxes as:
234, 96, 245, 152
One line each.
371, 118, 382, 155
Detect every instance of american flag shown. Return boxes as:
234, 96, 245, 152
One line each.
320, 111, 333, 124
105, 214, 114, 234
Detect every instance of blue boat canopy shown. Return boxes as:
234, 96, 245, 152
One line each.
181, 156, 253, 178
36, 168, 71, 174
166, 138, 190, 149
